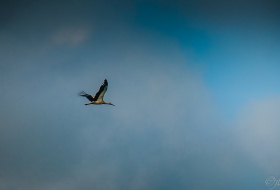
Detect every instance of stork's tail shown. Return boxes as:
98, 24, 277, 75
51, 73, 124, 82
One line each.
78, 91, 88, 97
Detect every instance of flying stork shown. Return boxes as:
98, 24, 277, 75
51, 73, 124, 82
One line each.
79, 79, 115, 106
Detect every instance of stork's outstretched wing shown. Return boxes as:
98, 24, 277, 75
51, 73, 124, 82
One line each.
93, 79, 108, 101
79, 91, 94, 101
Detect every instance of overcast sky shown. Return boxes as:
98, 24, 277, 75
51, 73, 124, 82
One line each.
1, 0, 280, 189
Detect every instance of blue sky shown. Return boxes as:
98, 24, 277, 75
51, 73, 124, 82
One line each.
133, 1, 280, 119
1, 0, 280, 189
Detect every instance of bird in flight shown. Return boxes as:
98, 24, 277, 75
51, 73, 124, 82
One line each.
79, 79, 115, 106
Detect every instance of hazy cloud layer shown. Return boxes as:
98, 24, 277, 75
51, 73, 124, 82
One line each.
236, 96, 280, 175
0, 0, 279, 189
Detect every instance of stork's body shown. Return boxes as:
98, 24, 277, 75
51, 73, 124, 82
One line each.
79, 79, 115, 106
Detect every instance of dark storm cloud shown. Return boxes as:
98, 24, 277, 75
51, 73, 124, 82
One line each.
167, 0, 280, 26
0, 1, 34, 28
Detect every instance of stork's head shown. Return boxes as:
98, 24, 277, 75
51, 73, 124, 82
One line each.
107, 102, 115, 106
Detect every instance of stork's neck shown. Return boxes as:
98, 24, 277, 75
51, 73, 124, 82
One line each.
105, 102, 115, 106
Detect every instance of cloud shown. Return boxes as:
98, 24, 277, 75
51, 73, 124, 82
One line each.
0, 27, 231, 189
52, 26, 91, 47
1, 0, 276, 189
236, 96, 280, 174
